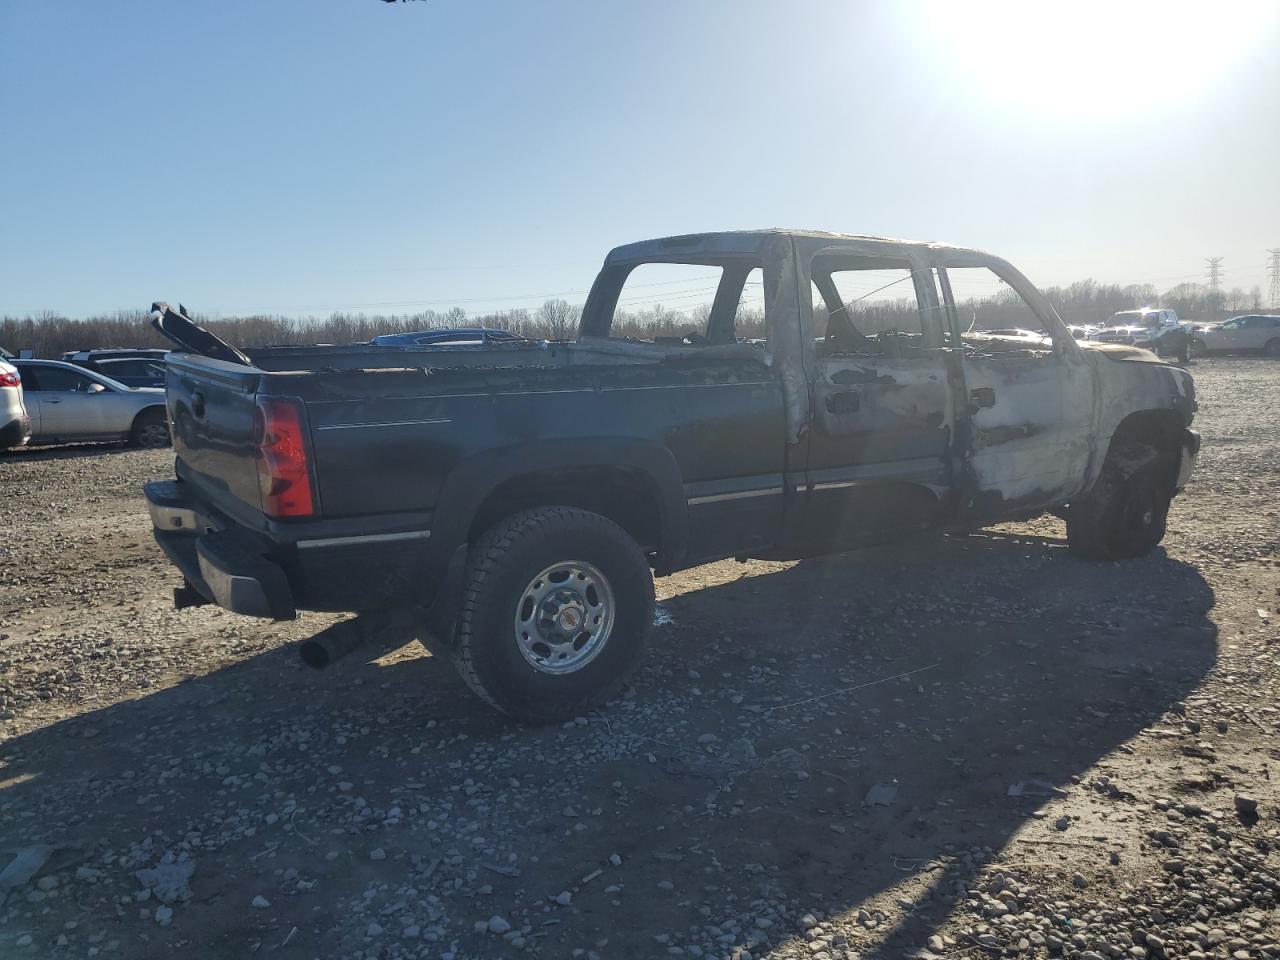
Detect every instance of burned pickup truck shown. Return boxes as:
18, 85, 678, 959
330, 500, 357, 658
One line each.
145, 230, 1199, 720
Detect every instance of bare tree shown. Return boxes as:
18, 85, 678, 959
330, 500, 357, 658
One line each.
535, 298, 580, 340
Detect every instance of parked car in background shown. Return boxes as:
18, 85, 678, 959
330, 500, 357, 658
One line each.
1, 356, 32, 449
1089, 308, 1191, 362
62, 348, 169, 388
13, 359, 170, 448
369, 328, 526, 347
1067, 324, 1098, 340
1190, 315, 1280, 358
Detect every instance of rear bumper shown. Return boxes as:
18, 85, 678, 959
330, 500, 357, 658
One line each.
145, 478, 438, 617
1, 414, 31, 448
1175, 428, 1200, 492
146, 480, 296, 619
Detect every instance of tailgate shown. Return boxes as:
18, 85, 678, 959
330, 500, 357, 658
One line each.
165, 353, 267, 517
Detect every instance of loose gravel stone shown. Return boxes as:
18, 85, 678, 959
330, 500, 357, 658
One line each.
1, 362, 1277, 960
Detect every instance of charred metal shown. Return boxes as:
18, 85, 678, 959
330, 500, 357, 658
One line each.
145, 230, 1201, 718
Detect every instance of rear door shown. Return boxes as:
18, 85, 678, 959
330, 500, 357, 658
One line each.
799, 250, 957, 548
1242, 315, 1280, 350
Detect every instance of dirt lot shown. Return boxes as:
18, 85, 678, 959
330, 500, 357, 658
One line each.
1, 358, 1278, 960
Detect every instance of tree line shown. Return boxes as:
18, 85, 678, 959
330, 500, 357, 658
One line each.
2, 278, 1272, 358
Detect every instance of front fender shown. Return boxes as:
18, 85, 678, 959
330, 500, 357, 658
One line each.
1079, 353, 1196, 495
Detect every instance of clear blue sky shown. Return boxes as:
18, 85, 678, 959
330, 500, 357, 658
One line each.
2, 0, 1278, 318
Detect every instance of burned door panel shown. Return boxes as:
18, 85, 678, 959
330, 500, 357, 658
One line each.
811, 358, 951, 465
937, 262, 1098, 519
803, 355, 953, 547
959, 356, 1093, 513
791, 249, 958, 550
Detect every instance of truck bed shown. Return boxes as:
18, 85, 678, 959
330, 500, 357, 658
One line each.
162, 338, 784, 612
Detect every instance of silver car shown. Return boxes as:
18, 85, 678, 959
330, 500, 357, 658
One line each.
1191, 315, 1280, 357
12, 359, 170, 448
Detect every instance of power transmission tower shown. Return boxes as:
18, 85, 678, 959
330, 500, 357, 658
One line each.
1268, 248, 1280, 307
1205, 257, 1224, 292
1205, 257, 1225, 314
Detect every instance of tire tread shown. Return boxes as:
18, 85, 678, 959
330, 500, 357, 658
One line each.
1067, 441, 1167, 561
452, 506, 652, 720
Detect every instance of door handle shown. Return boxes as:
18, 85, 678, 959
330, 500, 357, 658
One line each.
969, 387, 996, 410
45, 398, 63, 404
825, 390, 861, 414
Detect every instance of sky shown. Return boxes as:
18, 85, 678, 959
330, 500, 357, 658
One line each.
2, 0, 1279, 319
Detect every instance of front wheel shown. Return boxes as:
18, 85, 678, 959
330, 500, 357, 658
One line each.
1190, 338, 1208, 359
1265, 338, 1280, 358
130, 409, 171, 448
1066, 444, 1172, 561
451, 507, 654, 722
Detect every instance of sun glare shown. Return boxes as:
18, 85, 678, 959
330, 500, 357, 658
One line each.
919, 0, 1277, 116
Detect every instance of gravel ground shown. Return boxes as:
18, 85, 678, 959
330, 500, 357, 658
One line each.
1, 357, 1277, 960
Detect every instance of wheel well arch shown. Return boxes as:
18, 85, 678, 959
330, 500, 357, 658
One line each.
131, 404, 168, 429
468, 465, 665, 559
1103, 408, 1184, 487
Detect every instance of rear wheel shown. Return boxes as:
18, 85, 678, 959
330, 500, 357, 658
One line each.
1265, 338, 1280, 358
451, 507, 654, 722
130, 409, 171, 448
1067, 443, 1172, 561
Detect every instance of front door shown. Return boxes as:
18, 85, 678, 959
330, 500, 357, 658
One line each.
798, 253, 958, 550
20, 364, 111, 438
936, 260, 1096, 519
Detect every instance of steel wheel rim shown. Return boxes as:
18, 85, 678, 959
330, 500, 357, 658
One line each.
514, 560, 615, 675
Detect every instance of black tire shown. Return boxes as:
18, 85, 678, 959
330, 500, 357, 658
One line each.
1265, 338, 1280, 358
451, 507, 654, 722
1190, 338, 1208, 359
130, 409, 171, 449
1175, 333, 1191, 364
1067, 443, 1172, 561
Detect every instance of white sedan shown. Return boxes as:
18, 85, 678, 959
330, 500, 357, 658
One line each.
1191, 315, 1280, 358
12, 359, 170, 448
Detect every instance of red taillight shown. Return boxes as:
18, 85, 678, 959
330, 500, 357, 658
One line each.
0, 371, 19, 388
254, 398, 315, 518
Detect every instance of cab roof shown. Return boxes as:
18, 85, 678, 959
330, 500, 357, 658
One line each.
604, 229, 982, 264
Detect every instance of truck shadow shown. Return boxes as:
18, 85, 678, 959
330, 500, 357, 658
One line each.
0, 531, 1216, 959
